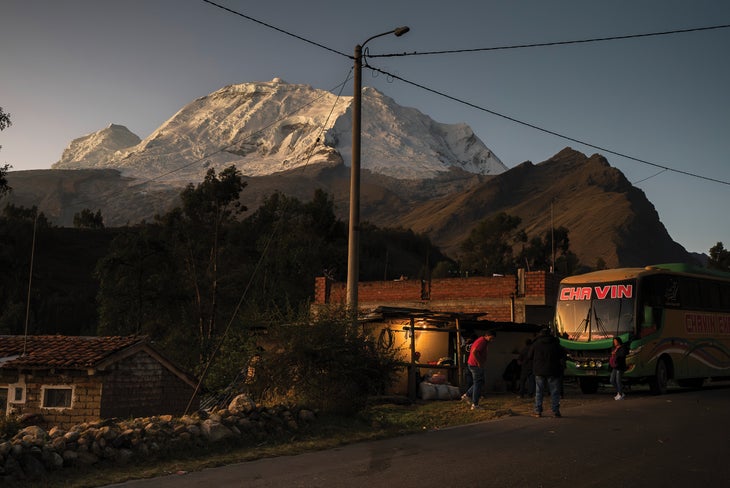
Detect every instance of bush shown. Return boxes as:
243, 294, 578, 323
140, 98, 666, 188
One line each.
200, 326, 259, 394
250, 309, 403, 414
0, 414, 20, 439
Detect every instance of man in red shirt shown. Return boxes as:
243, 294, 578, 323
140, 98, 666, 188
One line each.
461, 330, 497, 410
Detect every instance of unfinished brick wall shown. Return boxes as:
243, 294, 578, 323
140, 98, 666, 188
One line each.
524, 270, 556, 297
430, 276, 517, 299
100, 351, 198, 419
313, 271, 559, 323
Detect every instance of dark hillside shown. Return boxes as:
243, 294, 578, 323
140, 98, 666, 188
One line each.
5, 169, 180, 227
4, 148, 694, 269
397, 148, 693, 268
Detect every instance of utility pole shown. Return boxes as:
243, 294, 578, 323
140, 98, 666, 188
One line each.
346, 26, 410, 322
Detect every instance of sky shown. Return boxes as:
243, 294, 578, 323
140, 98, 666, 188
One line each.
1, 0, 728, 255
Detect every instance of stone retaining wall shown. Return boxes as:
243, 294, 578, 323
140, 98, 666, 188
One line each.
0, 394, 315, 483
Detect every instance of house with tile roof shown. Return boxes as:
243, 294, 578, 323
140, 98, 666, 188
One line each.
0, 335, 199, 428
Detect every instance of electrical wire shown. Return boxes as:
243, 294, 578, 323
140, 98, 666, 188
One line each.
202, 0, 349, 59
63, 77, 351, 214
200, 2, 728, 186
364, 63, 730, 187
184, 70, 354, 413
369, 24, 730, 58
633, 169, 669, 185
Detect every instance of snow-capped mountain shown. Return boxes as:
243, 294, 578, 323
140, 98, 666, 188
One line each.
53, 79, 507, 181
56, 123, 141, 169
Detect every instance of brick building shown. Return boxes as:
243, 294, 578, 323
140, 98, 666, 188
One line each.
314, 269, 561, 324
0, 335, 199, 428
313, 271, 561, 397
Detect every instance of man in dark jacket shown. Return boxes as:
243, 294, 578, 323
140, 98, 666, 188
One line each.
528, 327, 565, 417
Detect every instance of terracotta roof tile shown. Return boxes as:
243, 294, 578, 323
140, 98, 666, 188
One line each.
0, 335, 146, 370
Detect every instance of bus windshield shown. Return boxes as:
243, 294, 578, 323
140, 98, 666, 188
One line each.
555, 280, 636, 341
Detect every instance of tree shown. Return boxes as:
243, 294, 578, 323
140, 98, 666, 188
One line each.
162, 165, 247, 364
0, 108, 9, 131
708, 242, 730, 272
238, 189, 346, 310
0, 107, 11, 198
0, 205, 50, 334
459, 212, 526, 275
3, 204, 49, 227
95, 225, 180, 337
73, 208, 105, 229
359, 224, 448, 282
96, 166, 248, 372
517, 226, 580, 275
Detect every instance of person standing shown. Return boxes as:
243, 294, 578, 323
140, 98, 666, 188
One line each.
529, 328, 565, 418
610, 337, 628, 400
461, 330, 497, 410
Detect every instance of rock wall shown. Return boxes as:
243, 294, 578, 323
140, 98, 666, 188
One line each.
0, 394, 315, 483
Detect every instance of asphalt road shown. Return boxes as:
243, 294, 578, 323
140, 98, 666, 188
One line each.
108, 385, 730, 488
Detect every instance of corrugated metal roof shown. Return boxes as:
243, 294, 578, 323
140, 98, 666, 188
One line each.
0, 335, 145, 370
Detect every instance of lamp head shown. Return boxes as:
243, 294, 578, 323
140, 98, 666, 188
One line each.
394, 26, 410, 37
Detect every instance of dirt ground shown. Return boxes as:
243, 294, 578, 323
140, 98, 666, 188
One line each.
466, 378, 621, 419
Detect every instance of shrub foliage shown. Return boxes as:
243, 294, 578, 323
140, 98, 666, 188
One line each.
248, 309, 403, 414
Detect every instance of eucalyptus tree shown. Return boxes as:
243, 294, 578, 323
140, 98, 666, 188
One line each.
96, 166, 248, 370
160, 165, 247, 363
459, 212, 527, 276
517, 226, 580, 275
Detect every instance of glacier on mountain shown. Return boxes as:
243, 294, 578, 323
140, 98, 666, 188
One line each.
53, 79, 507, 182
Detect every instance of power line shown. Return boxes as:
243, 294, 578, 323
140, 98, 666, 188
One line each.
202, 0, 349, 59
184, 70, 355, 413
64, 78, 351, 213
369, 24, 730, 58
199, 2, 728, 186
365, 64, 730, 187
633, 169, 669, 185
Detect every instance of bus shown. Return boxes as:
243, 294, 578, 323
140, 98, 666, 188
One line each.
554, 263, 730, 394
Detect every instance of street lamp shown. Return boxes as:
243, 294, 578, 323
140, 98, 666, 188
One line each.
346, 26, 410, 317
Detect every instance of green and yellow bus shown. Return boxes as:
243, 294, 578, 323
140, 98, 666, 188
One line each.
554, 263, 730, 394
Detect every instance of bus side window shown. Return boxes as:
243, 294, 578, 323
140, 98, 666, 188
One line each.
640, 275, 667, 337
640, 305, 658, 337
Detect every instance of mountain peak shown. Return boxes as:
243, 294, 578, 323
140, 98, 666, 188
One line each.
52, 124, 141, 170
52, 80, 507, 182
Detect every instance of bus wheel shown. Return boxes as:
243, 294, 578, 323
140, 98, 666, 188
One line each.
650, 359, 670, 395
579, 377, 599, 394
